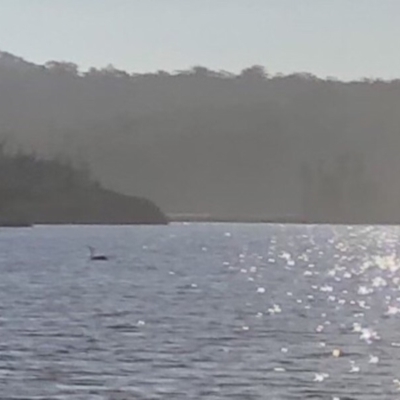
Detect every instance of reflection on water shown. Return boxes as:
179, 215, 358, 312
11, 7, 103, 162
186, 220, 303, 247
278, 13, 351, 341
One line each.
0, 223, 400, 399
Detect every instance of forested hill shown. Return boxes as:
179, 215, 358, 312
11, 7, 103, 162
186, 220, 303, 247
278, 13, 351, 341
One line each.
0, 144, 168, 225
1, 50, 400, 223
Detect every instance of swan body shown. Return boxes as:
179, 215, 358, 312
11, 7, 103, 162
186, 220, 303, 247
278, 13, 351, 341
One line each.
88, 246, 108, 261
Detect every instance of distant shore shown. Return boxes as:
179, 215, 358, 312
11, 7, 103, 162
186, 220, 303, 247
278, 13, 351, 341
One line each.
168, 214, 302, 224
0, 189, 169, 227
2, 212, 397, 227
168, 213, 398, 225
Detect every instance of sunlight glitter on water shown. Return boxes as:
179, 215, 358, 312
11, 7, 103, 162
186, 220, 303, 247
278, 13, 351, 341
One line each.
1, 223, 400, 398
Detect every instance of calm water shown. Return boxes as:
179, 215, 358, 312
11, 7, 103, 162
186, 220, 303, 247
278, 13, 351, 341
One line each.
1, 223, 400, 399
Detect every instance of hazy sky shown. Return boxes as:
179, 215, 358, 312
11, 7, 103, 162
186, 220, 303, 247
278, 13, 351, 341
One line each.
1, 0, 399, 80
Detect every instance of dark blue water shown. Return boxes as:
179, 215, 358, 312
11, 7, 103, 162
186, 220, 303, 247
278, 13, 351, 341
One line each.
0, 223, 400, 399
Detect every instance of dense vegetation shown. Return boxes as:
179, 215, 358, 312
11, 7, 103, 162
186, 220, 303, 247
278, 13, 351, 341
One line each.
0, 143, 167, 225
1, 50, 400, 223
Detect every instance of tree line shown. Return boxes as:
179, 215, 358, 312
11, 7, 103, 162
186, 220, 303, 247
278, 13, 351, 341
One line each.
1, 50, 399, 222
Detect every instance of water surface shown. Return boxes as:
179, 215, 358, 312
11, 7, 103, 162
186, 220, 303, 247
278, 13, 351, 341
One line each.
0, 223, 399, 399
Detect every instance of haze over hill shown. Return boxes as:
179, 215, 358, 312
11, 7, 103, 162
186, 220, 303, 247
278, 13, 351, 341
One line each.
1, 50, 400, 223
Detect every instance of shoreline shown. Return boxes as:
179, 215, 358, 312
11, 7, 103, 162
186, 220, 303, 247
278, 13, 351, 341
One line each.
167, 214, 400, 226
2, 215, 400, 227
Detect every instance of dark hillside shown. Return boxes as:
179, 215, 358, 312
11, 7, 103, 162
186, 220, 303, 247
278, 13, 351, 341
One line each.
0, 145, 168, 225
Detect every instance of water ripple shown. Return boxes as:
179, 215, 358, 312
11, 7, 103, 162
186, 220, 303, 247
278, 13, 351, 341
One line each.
0, 223, 399, 398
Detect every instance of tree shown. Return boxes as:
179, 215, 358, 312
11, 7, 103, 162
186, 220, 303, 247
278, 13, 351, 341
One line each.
45, 61, 79, 76
239, 65, 268, 80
